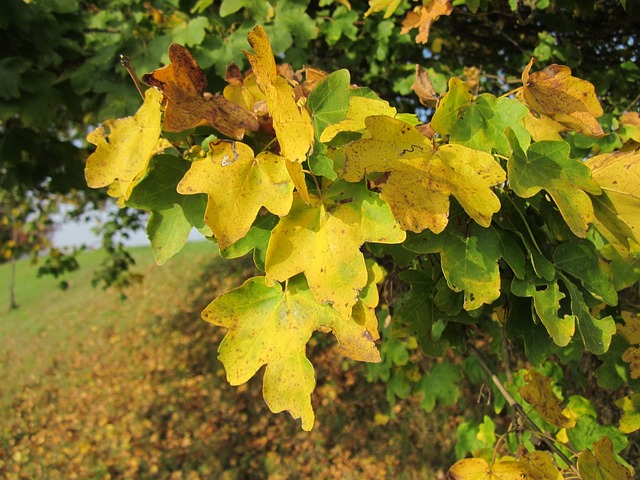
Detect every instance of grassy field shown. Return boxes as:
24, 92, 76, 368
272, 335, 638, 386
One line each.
0, 242, 457, 479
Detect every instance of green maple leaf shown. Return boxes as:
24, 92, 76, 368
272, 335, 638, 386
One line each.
391, 270, 452, 357
511, 276, 575, 347
450, 94, 531, 156
553, 242, 618, 305
505, 294, 555, 366
177, 140, 294, 250
430, 77, 473, 135
126, 154, 208, 265
265, 180, 406, 318
202, 275, 380, 431
307, 69, 351, 140
219, 214, 278, 272
507, 129, 601, 238
404, 211, 503, 310
415, 361, 462, 412
560, 274, 616, 355
343, 115, 506, 234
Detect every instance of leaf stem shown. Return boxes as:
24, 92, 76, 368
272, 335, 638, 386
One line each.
499, 86, 523, 99
119, 55, 146, 100
505, 195, 544, 255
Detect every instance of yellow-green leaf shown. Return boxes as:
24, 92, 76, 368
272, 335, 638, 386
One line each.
615, 393, 640, 434
177, 140, 293, 249
202, 275, 380, 431
577, 437, 634, 480
507, 130, 600, 238
265, 181, 406, 318
364, 0, 403, 18
343, 115, 505, 233
244, 25, 314, 163
85, 88, 167, 200
319, 95, 397, 143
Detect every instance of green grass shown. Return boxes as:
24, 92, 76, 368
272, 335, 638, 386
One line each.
0, 242, 452, 479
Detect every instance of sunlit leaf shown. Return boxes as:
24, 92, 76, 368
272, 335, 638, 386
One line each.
244, 25, 314, 163
85, 88, 168, 201
202, 275, 380, 431
177, 140, 293, 249
400, 0, 453, 44
586, 150, 640, 245
265, 181, 405, 317
343, 115, 505, 233
507, 129, 600, 238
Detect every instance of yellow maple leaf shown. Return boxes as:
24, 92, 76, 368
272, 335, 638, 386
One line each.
520, 370, 576, 428
342, 115, 505, 233
521, 110, 567, 142
448, 457, 535, 480
586, 150, 640, 245
243, 25, 314, 163
364, 0, 403, 18
85, 88, 168, 201
202, 275, 380, 431
176, 140, 294, 249
521, 58, 604, 136
400, 0, 453, 45
618, 311, 640, 345
265, 181, 406, 318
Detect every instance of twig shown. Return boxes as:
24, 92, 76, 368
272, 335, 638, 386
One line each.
469, 344, 579, 475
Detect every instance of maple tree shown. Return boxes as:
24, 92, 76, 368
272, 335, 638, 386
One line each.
83, 9, 640, 474
2, 0, 639, 477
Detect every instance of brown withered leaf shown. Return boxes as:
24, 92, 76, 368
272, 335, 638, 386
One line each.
400, 0, 452, 44
522, 58, 604, 136
225, 64, 245, 86
142, 43, 258, 139
301, 66, 328, 96
463, 66, 481, 90
411, 65, 438, 107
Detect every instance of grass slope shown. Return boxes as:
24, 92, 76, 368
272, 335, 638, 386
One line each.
0, 243, 454, 479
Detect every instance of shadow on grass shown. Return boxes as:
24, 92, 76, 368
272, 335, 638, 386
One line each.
1, 250, 455, 479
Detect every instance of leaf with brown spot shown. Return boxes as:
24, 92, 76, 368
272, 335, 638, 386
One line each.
520, 369, 576, 428
202, 274, 380, 431
521, 58, 604, 136
343, 115, 506, 234
142, 43, 258, 139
